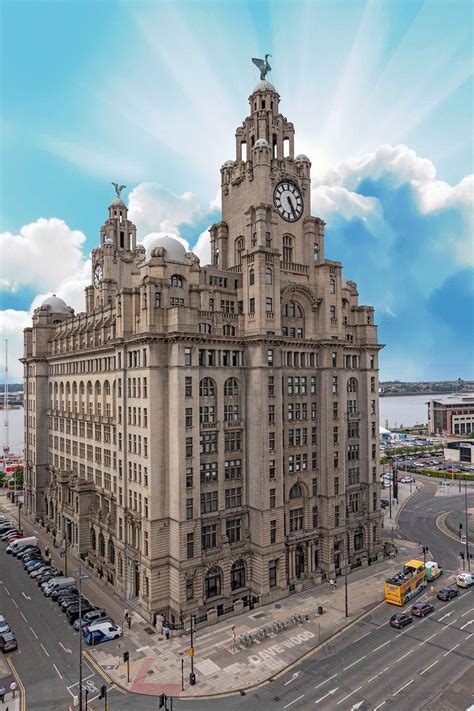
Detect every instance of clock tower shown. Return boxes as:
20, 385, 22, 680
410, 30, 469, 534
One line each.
86, 187, 139, 312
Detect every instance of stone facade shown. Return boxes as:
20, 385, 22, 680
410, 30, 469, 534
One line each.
22, 79, 383, 625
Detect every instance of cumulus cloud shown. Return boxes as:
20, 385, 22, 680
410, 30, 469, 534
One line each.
0, 218, 87, 292
192, 227, 212, 266
312, 144, 474, 379
128, 183, 203, 236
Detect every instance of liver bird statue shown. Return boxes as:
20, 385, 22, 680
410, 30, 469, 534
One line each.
112, 182, 126, 198
252, 54, 272, 81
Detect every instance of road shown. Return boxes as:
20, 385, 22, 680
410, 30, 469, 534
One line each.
396, 481, 474, 571
0, 546, 124, 709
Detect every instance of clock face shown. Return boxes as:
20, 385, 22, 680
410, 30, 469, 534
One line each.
94, 264, 103, 287
273, 181, 303, 222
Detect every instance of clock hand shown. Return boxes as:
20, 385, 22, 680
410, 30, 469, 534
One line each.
287, 195, 297, 218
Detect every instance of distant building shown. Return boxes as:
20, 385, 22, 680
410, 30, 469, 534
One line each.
427, 395, 474, 436
444, 441, 474, 465
22, 76, 383, 625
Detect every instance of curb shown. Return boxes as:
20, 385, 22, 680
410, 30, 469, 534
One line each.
91, 597, 386, 701
436, 512, 466, 545
6, 657, 25, 711
394, 482, 423, 526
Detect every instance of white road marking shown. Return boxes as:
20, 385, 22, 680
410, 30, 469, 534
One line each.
353, 632, 371, 643
21, 592, 31, 600
368, 674, 379, 683
29, 626, 38, 639
135, 645, 151, 653
314, 688, 338, 705
12, 600, 19, 608
460, 607, 474, 618
314, 674, 337, 690
53, 663, 63, 679
336, 686, 362, 705
419, 631, 438, 646
420, 659, 439, 675
67, 673, 94, 690
373, 703, 386, 710
4, 587, 10, 596
20, 611, 27, 622
59, 642, 72, 654
343, 655, 366, 671
443, 643, 460, 656
395, 649, 414, 663
460, 620, 474, 630
41, 642, 50, 657
393, 679, 414, 696
376, 622, 387, 629
284, 671, 300, 686
283, 694, 305, 709
466, 633, 473, 640
373, 640, 391, 652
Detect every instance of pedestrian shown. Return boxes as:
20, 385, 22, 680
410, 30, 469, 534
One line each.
0, 685, 5, 703
44, 544, 49, 557
9, 682, 16, 699
164, 625, 170, 640
124, 607, 129, 620
127, 615, 131, 630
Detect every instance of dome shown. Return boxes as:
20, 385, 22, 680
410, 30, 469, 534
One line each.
222, 160, 234, 168
147, 235, 187, 262
109, 197, 125, 208
41, 294, 68, 314
295, 154, 310, 162
254, 138, 270, 148
252, 80, 276, 93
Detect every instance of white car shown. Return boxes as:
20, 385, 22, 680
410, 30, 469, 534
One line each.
400, 476, 414, 483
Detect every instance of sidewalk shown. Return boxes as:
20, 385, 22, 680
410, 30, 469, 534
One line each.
0, 492, 422, 699
0, 657, 21, 711
381, 477, 420, 531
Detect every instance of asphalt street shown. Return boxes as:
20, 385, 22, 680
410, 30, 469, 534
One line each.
0, 544, 124, 709
396, 481, 474, 571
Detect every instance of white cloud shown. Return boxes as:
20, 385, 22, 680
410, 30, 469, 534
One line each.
128, 183, 203, 236
192, 227, 212, 266
0, 218, 87, 293
209, 188, 221, 212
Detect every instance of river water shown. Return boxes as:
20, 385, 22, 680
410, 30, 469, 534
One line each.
0, 394, 437, 455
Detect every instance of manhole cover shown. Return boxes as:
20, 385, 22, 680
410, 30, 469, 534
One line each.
144, 627, 156, 635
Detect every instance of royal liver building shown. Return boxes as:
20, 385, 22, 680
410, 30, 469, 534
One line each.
23, 67, 383, 625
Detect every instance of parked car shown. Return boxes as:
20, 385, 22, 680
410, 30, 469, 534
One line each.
61, 597, 89, 612
67, 604, 94, 624
18, 546, 41, 560
390, 613, 412, 629
29, 565, 51, 578
0, 616, 10, 635
81, 617, 115, 635
25, 560, 46, 573
84, 623, 122, 645
0, 632, 18, 653
400, 476, 414, 483
411, 602, 435, 617
456, 573, 474, 588
437, 587, 458, 601
52, 586, 78, 602
1, 530, 19, 541
31, 566, 54, 580
73, 609, 109, 631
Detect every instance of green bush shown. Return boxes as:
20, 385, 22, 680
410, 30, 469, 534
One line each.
408, 467, 473, 481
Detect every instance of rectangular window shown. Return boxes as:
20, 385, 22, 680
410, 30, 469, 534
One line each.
333, 401, 338, 419
185, 408, 193, 428
225, 487, 242, 509
270, 519, 276, 544
184, 348, 192, 366
289, 508, 304, 532
267, 349, 274, 366
186, 578, 194, 600
224, 459, 242, 480
186, 498, 194, 520
268, 376, 275, 396
348, 421, 359, 438
332, 376, 338, 394
269, 460, 276, 479
269, 488, 276, 509
348, 467, 360, 485
333, 426, 338, 444
348, 444, 360, 461
224, 404, 239, 422
268, 404, 275, 424
185, 377, 193, 398
266, 297, 273, 313
249, 298, 255, 314
334, 451, 339, 468
268, 431, 275, 450
332, 351, 337, 367
335, 505, 340, 527
226, 518, 241, 544
201, 524, 217, 550
200, 405, 216, 424
334, 477, 339, 495
186, 533, 194, 559
200, 462, 218, 483
349, 493, 360, 513
224, 430, 241, 452
186, 467, 193, 488
312, 506, 318, 528
200, 432, 218, 453
312, 477, 318, 496
200, 491, 218, 513
269, 560, 277, 588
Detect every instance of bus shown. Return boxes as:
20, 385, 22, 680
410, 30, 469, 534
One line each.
384, 559, 427, 605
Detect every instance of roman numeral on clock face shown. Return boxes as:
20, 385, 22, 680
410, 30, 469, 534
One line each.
273, 180, 303, 222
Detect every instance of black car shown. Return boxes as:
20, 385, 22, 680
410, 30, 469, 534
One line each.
53, 587, 78, 602
0, 632, 18, 653
411, 602, 435, 617
390, 612, 413, 629
61, 597, 89, 612
437, 587, 458, 601
21, 551, 42, 563
57, 592, 82, 606
67, 604, 94, 624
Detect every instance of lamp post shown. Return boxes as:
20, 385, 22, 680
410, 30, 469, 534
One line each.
464, 480, 471, 572
74, 565, 90, 710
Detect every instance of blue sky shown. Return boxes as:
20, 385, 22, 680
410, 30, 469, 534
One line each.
0, 0, 473, 381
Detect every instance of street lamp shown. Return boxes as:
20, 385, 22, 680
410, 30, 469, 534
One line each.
464, 479, 471, 572
74, 565, 90, 710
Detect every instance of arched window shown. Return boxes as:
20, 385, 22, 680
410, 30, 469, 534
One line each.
236, 237, 244, 266
347, 378, 358, 393
265, 267, 273, 285
223, 324, 235, 336
199, 378, 216, 397
99, 532, 105, 558
249, 268, 255, 286
224, 377, 239, 397
108, 539, 115, 564
231, 560, 246, 591
90, 527, 96, 551
329, 278, 336, 294
289, 483, 303, 499
283, 236, 293, 262
170, 274, 183, 287
282, 301, 303, 318
354, 527, 364, 552
199, 323, 212, 334
205, 567, 222, 598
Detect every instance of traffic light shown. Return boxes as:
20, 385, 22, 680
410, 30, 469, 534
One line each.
123, 651, 129, 663
98, 685, 107, 700
159, 693, 167, 708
